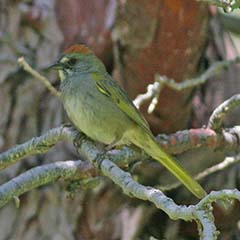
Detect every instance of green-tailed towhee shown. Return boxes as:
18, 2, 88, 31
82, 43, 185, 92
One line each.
51, 44, 206, 199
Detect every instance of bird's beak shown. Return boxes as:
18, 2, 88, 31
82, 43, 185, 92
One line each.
47, 61, 64, 70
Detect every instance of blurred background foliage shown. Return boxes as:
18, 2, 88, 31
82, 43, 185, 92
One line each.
0, 1, 240, 239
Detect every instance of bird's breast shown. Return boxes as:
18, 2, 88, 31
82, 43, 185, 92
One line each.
61, 76, 133, 145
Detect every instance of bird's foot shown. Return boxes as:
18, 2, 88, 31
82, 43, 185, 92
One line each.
73, 132, 87, 150
105, 139, 120, 151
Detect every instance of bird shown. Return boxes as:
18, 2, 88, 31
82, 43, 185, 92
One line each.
51, 44, 206, 199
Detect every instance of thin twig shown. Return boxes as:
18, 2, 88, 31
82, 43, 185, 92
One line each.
70, 127, 240, 238
196, 153, 240, 180
156, 57, 240, 91
134, 57, 240, 112
101, 159, 194, 220
18, 57, 61, 98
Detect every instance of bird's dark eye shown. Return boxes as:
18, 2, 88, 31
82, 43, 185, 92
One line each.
68, 58, 78, 66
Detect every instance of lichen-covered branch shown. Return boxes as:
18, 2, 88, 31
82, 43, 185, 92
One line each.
0, 121, 240, 238
1, 124, 240, 173
0, 125, 74, 170
2, 132, 240, 239
197, 189, 240, 208
208, 94, 240, 131
41, 127, 240, 237
156, 127, 240, 154
194, 209, 218, 239
0, 160, 95, 208
0, 125, 146, 171
55, 134, 240, 240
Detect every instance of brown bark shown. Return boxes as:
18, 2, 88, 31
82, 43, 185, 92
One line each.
113, 0, 209, 133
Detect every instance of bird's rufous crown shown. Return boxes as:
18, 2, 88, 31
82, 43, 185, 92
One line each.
63, 44, 92, 55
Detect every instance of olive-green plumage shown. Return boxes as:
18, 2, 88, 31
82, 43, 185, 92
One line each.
54, 44, 206, 199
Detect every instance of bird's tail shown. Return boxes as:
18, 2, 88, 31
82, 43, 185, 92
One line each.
131, 131, 207, 199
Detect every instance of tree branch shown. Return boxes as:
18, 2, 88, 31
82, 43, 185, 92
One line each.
63, 135, 240, 240
0, 125, 75, 171
155, 127, 240, 154
134, 57, 240, 112
156, 57, 240, 90
2, 140, 240, 239
0, 160, 95, 208
208, 94, 240, 131
1, 116, 240, 238
1, 124, 240, 172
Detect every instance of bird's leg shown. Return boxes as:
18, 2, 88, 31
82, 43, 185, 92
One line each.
73, 131, 88, 155
105, 139, 121, 151
92, 139, 122, 169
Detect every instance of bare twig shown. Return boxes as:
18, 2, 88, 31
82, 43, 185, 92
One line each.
61, 131, 240, 239
196, 153, 240, 180
67, 127, 240, 239
208, 94, 240, 131
156, 57, 240, 91
18, 57, 61, 98
134, 57, 240, 112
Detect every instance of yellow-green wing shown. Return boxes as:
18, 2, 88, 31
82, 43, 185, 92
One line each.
92, 73, 152, 135
92, 74, 207, 199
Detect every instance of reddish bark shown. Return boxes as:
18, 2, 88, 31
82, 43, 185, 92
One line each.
114, 0, 209, 133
